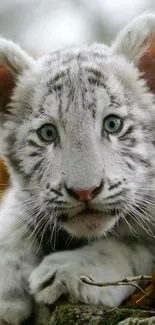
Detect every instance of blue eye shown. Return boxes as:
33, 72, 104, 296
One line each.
103, 115, 123, 134
37, 124, 57, 142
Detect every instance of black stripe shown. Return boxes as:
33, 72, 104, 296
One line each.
86, 68, 103, 79
130, 152, 150, 167
121, 151, 135, 170
118, 126, 134, 140
58, 87, 63, 119
122, 149, 133, 158
53, 84, 63, 92
46, 88, 53, 96
108, 182, 122, 191
66, 87, 75, 113
36, 105, 45, 116
49, 72, 65, 84
88, 77, 105, 87
50, 188, 63, 196
122, 150, 150, 168
134, 155, 151, 167
125, 161, 135, 171
105, 190, 124, 200
92, 108, 96, 119
108, 94, 121, 107
46, 72, 65, 96
28, 151, 41, 157
28, 140, 43, 149
30, 158, 44, 174
6, 152, 34, 179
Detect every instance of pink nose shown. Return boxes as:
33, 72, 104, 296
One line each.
71, 186, 98, 201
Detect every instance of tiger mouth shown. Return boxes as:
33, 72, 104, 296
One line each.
60, 206, 121, 239
76, 208, 103, 216
76, 208, 118, 217
60, 207, 120, 222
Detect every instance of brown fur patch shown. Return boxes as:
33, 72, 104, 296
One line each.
0, 66, 15, 112
138, 34, 155, 93
0, 158, 9, 200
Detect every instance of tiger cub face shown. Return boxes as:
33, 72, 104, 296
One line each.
1, 14, 155, 238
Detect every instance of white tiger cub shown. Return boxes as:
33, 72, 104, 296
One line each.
1, 12, 155, 324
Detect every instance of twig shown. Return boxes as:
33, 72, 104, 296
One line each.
80, 275, 152, 294
102, 307, 118, 314
136, 287, 154, 305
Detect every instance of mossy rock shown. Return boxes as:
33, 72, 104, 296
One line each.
47, 305, 149, 325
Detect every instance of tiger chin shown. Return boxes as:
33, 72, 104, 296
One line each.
1, 13, 155, 324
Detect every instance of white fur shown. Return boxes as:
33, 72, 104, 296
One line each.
0, 13, 155, 324
0, 37, 34, 74
0, 190, 39, 323
111, 12, 155, 63
30, 238, 154, 307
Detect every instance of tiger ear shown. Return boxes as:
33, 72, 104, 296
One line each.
0, 38, 35, 119
112, 13, 155, 93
